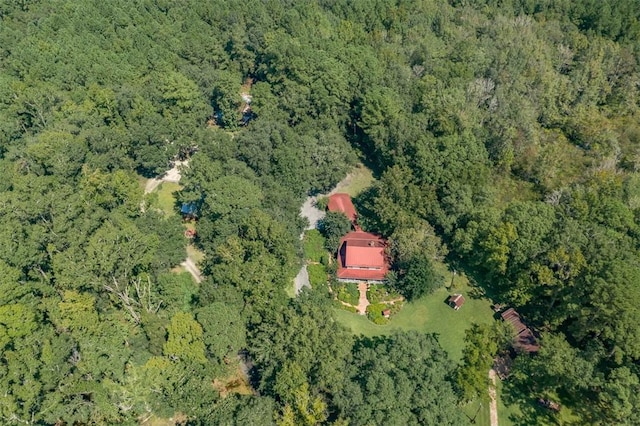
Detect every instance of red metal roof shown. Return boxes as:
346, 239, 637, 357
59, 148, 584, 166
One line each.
337, 231, 389, 281
345, 245, 386, 268
448, 294, 465, 307
327, 193, 357, 223
337, 267, 388, 281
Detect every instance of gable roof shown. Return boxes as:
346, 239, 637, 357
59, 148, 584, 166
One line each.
345, 245, 386, 268
501, 308, 539, 353
327, 193, 357, 223
337, 231, 390, 281
448, 294, 465, 307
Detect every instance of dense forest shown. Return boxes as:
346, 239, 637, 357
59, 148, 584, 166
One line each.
1, 0, 640, 424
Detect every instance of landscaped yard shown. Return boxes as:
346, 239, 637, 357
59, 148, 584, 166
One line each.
461, 398, 491, 426
334, 265, 494, 363
335, 282, 360, 306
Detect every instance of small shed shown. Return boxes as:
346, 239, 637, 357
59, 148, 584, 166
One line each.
448, 294, 465, 310
181, 203, 198, 220
382, 309, 391, 318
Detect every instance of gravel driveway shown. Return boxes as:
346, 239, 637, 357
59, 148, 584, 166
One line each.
300, 196, 325, 230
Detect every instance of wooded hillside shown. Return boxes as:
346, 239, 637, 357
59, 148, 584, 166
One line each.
1, 0, 639, 424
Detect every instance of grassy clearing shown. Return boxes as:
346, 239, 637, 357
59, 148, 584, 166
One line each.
303, 230, 326, 263
213, 367, 254, 398
499, 380, 582, 425
155, 182, 181, 216
170, 265, 185, 274
138, 174, 150, 192
461, 398, 491, 426
333, 164, 375, 197
186, 244, 205, 264
497, 377, 519, 426
285, 281, 296, 298
334, 263, 494, 363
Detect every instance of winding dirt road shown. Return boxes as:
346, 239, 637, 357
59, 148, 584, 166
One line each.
144, 160, 203, 284
489, 369, 499, 426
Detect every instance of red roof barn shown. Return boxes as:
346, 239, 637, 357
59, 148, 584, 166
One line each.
328, 193, 358, 225
337, 231, 390, 281
501, 308, 539, 353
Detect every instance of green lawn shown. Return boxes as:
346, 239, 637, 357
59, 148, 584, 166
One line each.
498, 379, 583, 425
497, 377, 520, 426
155, 182, 181, 216
333, 164, 375, 197
334, 269, 494, 363
461, 398, 491, 426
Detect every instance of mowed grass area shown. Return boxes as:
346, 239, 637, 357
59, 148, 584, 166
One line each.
334, 264, 494, 363
334, 266, 499, 425
498, 377, 520, 426
498, 379, 582, 426
154, 182, 181, 216
332, 164, 375, 197
461, 398, 491, 426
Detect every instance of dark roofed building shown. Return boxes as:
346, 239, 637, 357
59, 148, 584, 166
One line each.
501, 308, 539, 353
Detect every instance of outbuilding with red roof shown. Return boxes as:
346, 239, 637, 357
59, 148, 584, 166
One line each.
327, 193, 358, 225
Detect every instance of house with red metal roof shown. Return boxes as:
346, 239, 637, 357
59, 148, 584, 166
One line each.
326, 193, 390, 282
327, 193, 358, 226
337, 230, 390, 282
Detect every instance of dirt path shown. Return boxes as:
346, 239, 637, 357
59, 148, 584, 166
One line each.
489, 369, 499, 426
356, 282, 370, 315
144, 177, 163, 194
181, 258, 202, 284
144, 160, 188, 194
299, 196, 325, 232
294, 264, 310, 295
144, 159, 203, 284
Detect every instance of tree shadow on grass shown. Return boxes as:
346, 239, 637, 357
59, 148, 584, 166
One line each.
501, 379, 561, 425
444, 257, 506, 303
501, 378, 591, 426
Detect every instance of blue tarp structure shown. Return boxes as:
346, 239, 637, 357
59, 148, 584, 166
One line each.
181, 202, 198, 216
